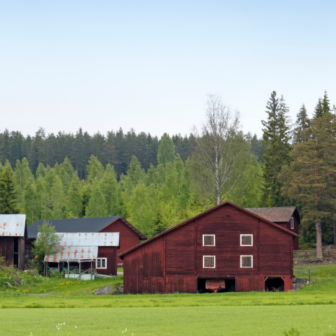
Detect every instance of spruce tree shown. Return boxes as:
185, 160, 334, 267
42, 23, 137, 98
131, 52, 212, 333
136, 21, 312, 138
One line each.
314, 98, 324, 118
261, 91, 292, 206
293, 105, 310, 144
0, 167, 19, 214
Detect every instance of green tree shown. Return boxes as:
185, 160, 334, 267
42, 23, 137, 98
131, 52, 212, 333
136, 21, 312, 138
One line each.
66, 175, 82, 218
50, 176, 64, 219
23, 182, 38, 225
157, 134, 175, 166
14, 158, 34, 210
261, 92, 292, 207
280, 113, 336, 259
86, 181, 108, 217
128, 181, 155, 236
128, 156, 144, 186
100, 164, 119, 216
0, 167, 19, 214
31, 221, 62, 274
87, 155, 104, 183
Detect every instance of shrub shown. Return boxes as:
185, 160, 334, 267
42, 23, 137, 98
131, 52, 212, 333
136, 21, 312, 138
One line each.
283, 327, 300, 336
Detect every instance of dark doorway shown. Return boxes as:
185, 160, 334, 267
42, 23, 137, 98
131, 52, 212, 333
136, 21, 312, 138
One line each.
197, 278, 236, 293
265, 277, 284, 292
13, 238, 19, 267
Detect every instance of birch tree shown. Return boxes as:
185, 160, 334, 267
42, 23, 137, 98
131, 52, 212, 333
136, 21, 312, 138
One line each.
189, 95, 249, 205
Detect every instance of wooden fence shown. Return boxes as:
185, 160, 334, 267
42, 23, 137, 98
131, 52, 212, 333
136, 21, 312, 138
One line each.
294, 249, 336, 258
293, 267, 311, 283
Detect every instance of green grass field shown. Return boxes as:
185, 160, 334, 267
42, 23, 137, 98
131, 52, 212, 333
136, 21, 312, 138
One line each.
1, 265, 336, 335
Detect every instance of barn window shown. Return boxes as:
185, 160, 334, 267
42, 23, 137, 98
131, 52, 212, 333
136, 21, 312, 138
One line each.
240, 255, 253, 268
290, 217, 294, 230
203, 234, 215, 246
96, 258, 107, 269
203, 255, 216, 268
240, 234, 253, 246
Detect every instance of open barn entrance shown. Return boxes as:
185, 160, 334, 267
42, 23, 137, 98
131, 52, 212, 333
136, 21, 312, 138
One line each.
13, 237, 19, 267
197, 278, 236, 293
265, 277, 284, 292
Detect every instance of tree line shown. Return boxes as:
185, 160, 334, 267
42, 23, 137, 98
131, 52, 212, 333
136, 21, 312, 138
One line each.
0, 91, 334, 259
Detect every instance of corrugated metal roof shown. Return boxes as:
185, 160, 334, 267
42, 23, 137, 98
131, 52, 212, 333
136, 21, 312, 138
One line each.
44, 246, 98, 262
28, 216, 147, 240
245, 207, 297, 222
0, 214, 26, 237
38, 232, 119, 246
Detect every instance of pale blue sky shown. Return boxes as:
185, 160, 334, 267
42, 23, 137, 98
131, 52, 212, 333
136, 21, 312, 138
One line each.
1, 1, 335, 138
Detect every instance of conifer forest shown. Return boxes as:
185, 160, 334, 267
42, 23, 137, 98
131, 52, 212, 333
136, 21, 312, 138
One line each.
0, 91, 335, 248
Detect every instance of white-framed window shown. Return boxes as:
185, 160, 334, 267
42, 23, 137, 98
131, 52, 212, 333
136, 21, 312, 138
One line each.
240, 255, 253, 268
203, 234, 215, 246
240, 234, 253, 246
96, 258, 107, 269
203, 255, 216, 268
290, 217, 294, 230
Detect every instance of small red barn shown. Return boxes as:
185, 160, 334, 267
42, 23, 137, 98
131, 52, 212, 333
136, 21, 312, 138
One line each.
0, 215, 27, 270
246, 207, 300, 250
27, 216, 146, 266
119, 202, 297, 294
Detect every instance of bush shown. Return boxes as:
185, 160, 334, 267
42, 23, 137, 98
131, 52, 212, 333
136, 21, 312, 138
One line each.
0, 257, 42, 290
283, 327, 300, 336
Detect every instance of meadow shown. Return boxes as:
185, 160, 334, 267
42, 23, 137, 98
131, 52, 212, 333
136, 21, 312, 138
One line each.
1, 265, 336, 335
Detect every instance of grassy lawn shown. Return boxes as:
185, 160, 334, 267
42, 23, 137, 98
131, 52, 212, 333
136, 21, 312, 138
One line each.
1, 265, 336, 335
1, 306, 336, 335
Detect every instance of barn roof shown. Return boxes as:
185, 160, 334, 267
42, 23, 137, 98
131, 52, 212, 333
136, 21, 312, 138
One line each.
119, 201, 297, 259
0, 214, 26, 237
44, 246, 98, 262
28, 216, 147, 240
245, 207, 299, 223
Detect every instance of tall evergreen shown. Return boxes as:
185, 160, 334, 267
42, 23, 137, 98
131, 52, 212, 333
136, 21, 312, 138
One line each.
0, 167, 19, 214
313, 92, 330, 119
293, 105, 310, 144
261, 91, 292, 207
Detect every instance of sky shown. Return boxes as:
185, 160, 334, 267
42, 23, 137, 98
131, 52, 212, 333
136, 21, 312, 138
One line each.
1, 0, 336, 138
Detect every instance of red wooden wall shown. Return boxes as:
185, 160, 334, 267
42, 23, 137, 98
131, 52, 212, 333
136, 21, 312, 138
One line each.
97, 246, 117, 276
122, 203, 294, 294
100, 219, 140, 264
0, 237, 14, 267
274, 214, 299, 250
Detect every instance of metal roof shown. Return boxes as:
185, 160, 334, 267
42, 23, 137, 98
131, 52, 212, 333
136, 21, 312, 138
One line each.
38, 232, 120, 246
44, 246, 98, 262
28, 216, 147, 240
0, 214, 26, 237
245, 207, 297, 223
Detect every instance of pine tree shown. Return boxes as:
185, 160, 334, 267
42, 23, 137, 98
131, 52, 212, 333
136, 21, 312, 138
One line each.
261, 91, 292, 206
314, 98, 324, 118
66, 175, 82, 218
86, 181, 108, 217
322, 91, 330, 115
293, 105, 310, 144
0, 167, 19, 214
157, 134, 175, 166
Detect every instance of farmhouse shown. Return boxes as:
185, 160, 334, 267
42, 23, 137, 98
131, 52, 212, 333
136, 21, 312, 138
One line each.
246, 207, 300, 250
27, 216, 146, 266
43, 232, 119, 277
119, 201, 297, 294
0, 214, 27, 270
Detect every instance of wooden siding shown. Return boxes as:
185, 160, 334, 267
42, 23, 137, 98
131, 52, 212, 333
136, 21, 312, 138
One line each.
100, 219, 140, 264
124, 237, 164, 294
97, 247, 117, 276
275, 214, 299, 250
122, 203, 294, 294
0, 237, 14, 267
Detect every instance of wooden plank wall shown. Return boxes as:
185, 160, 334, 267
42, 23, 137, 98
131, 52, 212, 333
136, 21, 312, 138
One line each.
101, 219, 140, 264
97, 246, 117, 276
123, 237, 164, 294
0, 237, 14, 267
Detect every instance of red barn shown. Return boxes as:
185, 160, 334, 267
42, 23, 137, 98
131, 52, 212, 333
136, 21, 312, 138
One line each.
27, 216, 146, 267
119, 202, 297, 294
246, 207, 300, 250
